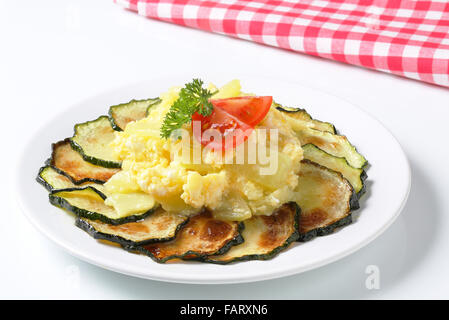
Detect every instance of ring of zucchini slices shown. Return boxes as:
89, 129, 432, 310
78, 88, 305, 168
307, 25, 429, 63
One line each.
36, 97, 369, 264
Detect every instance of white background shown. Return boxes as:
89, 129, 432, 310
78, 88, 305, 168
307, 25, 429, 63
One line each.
1, 0, 448, 299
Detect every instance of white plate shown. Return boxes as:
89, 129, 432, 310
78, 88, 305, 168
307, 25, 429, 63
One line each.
16, 76, 410, 284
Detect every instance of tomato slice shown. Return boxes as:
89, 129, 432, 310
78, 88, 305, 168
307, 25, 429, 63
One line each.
210, 96, 273, 127
192, 108, 253, 150
191, 96, 272, 150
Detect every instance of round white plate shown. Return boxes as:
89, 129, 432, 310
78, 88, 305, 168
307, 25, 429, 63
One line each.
16, 75, 410, 284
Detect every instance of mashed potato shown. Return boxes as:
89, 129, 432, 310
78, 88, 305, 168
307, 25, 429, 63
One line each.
104, 80, 303, 221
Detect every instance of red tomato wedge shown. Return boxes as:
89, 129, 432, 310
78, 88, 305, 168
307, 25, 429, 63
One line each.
210, 96, 273, 127
191, 96, 272, 150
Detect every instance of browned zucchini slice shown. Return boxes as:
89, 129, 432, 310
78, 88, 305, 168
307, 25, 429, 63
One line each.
205, 202, 300, 264
37, 165, 105, 193
50, 139, 119, 183
49, 187, 155, 225
131, 210, 243, 263
70, 116, 122, 168
75, 208, 188, 246
296, 160, 358, 241
302, 144, 367, 196
108, 98, 161, 131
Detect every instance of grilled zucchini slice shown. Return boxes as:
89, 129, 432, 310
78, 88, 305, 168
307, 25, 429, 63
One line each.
132, 210, 243, 263
276, 103, 367, 168
205, 202, 300, 264
275, 103, 336, 133
76, 208, 188, 246
302, 144, 366, 195
37, 165, 105, 193
50, 139, 119, 183
297, 127, 367, 169
49, 187, 156, 225
70, 116, 122, 168
108, 98, 161, 131
296, 160, 358, 242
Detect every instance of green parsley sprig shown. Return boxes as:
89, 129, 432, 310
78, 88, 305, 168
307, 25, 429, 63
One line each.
160, 79, 216, 139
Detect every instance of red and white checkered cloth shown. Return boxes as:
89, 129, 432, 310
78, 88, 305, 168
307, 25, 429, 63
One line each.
115, 0, 449, 88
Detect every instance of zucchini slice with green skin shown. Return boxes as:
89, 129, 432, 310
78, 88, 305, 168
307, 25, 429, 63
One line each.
50, 139, 119, 183
298, 127, 367, 169
302, 144, 367, 195
108, 98, 161, 131
49, 187, 155, 225
275, 102, 336, 133
130, 210, 244, 263
296, 160, 358, 242
37, 165, 105, 193
205, 202, 300, 264
70, 116, 122, 168
75, 208, 188, 246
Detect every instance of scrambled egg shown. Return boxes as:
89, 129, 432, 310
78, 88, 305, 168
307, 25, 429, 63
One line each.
104, 80, 304, 221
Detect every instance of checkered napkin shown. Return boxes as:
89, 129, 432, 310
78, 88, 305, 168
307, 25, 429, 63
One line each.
115, 0, 449, 88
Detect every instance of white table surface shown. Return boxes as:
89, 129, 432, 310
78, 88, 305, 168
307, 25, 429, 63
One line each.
1, 0, 449, 300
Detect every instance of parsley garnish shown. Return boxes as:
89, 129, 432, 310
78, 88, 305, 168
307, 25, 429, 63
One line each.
160, 79, 216, 139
